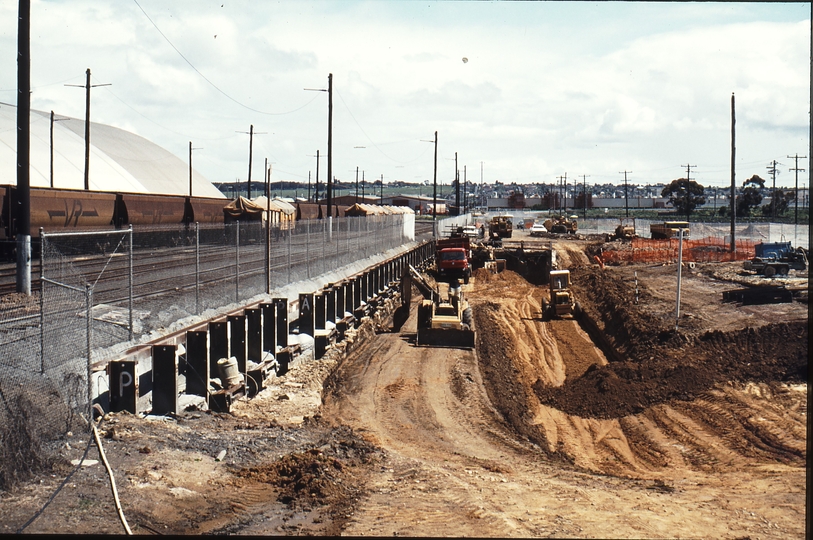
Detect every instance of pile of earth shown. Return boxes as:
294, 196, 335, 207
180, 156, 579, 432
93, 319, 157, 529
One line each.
233, 424, 382, 513
533, 266, 807, 419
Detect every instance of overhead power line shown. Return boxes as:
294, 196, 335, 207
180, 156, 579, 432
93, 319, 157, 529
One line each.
132, 0, 316, 116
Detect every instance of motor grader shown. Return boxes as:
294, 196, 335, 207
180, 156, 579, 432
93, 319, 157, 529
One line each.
541, 269, 581, 320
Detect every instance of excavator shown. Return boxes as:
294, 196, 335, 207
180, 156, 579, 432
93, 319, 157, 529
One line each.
402, 265, 475, 349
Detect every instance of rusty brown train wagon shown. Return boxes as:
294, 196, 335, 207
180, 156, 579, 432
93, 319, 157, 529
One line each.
295, 202, 349, 220
1, 185, 118, 238
113, 192, 188, 227
187, 196, 230, 224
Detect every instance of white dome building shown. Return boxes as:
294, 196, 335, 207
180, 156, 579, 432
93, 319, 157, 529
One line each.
0, 102, 224, 199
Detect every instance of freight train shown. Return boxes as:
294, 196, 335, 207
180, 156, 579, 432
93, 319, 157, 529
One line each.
0, 184, 363, 260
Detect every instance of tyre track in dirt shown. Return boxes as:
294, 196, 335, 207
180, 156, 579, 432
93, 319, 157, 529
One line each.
316, 231, 803, 536
321, 264, 803, 537
322, 282, 683, 537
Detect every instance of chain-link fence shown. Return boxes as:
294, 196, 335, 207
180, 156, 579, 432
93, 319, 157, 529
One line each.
0, 214, 410, 489
0, 233, 98, 490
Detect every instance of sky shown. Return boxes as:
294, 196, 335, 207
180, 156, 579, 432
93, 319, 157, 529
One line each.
0, 1, 809, 191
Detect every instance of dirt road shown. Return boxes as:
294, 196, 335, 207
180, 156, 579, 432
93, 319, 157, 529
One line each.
320, 258, 805, 538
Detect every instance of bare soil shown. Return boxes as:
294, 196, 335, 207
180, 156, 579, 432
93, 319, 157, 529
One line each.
0, 234, 807, 537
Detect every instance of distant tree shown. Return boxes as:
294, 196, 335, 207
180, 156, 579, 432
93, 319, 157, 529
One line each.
736, 175, 765, 217
762, 188, 795, 217
661, 178, 706, 220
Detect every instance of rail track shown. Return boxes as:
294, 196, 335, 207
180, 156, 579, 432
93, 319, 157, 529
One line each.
1, 220, 435, 298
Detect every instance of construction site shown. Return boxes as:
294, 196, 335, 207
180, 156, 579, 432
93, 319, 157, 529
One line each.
0, 219, 808, 538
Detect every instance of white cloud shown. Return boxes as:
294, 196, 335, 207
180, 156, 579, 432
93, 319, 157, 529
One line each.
0, 1, 808, 188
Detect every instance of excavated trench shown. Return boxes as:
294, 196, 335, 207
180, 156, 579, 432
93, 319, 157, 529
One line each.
534, 266, 807, 419
471, 265, 807, 473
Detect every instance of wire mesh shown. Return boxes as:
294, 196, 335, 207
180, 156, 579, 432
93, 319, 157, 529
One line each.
1, 215, 410, 488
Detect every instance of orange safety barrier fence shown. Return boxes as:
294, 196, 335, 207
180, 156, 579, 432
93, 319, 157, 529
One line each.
599, 237, 757, 265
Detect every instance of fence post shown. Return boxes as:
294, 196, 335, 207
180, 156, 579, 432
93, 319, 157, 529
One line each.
195, 222, 200, 315
86, 283, 93, 425
128, 224, 133, 341
40, 228, 45, 374
266, 214, 271, 294
322, 218, 327, 275
675, 229, 684, 330
306, 219, 311, 279
235, 221, 240, 303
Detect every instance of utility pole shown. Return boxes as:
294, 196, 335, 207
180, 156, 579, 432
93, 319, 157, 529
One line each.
767, 160, 780, 220
556, 174, 567, 214
730, 93, 736, 253
619, 171, 632, 217
327, 74, 333, 219
306, 151, 323, 203
579, 174, 590, 220
788, 153, 806, 225
433, 133, 437, 230
66, 68, 110, 190
49, 111, 69, 188
236, 125, 266, 199
17, 0, 31, 295
454, 152, 460, 215
304, 73, 333, 216
380, 174, 384, 205
680, 164, 696, 220
316, 150, 321, 203
355, 167, 359, 204
189, 142, 202, 197
463, 165, 467, 214
421, 132, 439, 234
682, 163, 696, 182
480, 161, 484, 210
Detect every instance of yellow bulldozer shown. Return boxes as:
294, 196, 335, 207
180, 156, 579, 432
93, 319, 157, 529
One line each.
541, 269, 581, 320
403, 265, 476, 349
607, 218, 637, 241
543, 215, 579, 234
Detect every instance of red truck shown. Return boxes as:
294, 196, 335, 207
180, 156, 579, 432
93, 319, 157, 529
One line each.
435, 236, 472, 284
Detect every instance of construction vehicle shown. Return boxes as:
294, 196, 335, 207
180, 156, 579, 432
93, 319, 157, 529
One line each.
743, 242, 808, 277
405, 265, 475, 349
541, 269, 581, 320
607, 218, 637, 241
543, 215, 579, 234
650, 221, 690, 240
488, 215, 513, 240
435, 235, 472, 283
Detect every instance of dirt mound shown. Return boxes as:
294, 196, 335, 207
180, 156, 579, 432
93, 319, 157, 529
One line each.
532, 265, 808, 419
235, 429, 380, 506
471, 268, 528, 287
